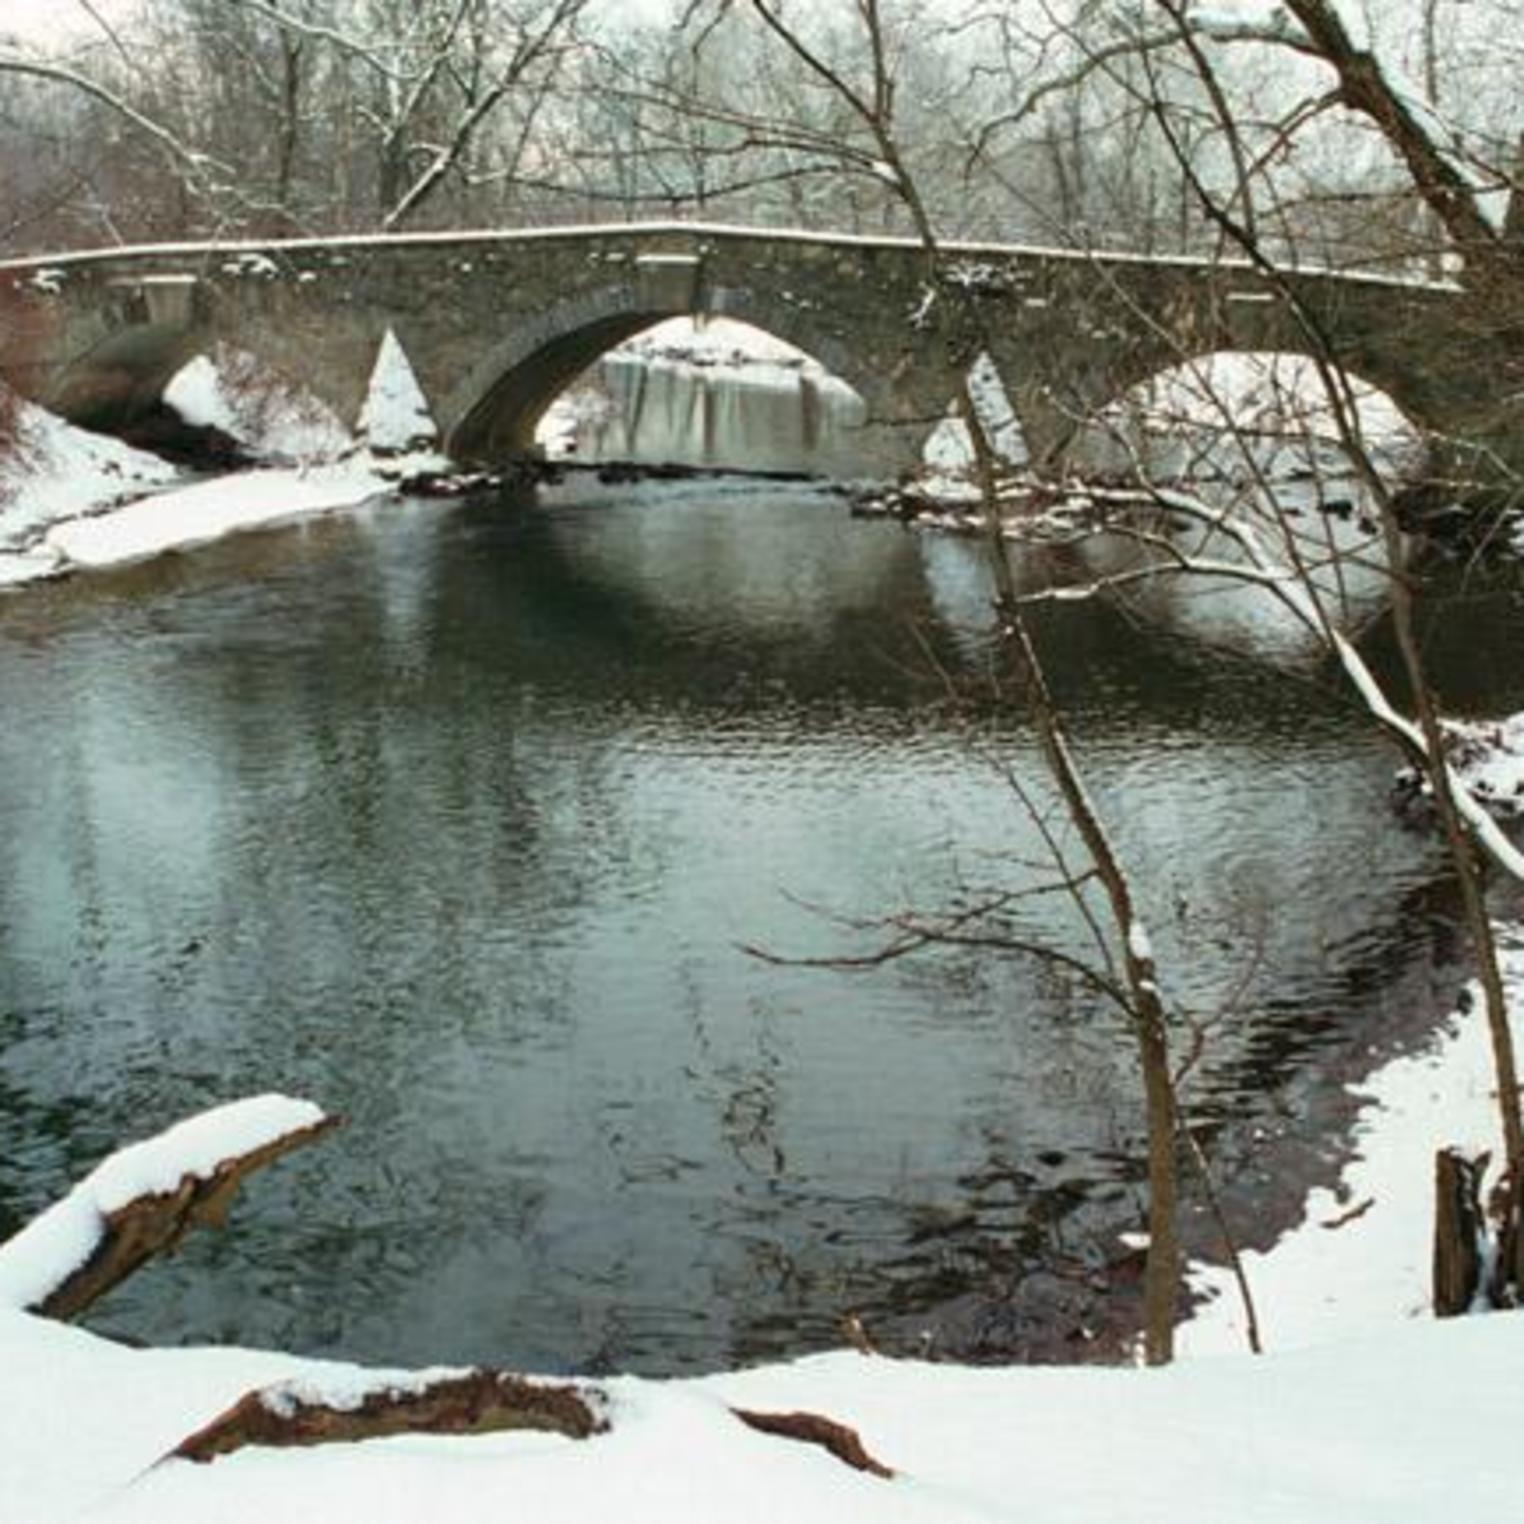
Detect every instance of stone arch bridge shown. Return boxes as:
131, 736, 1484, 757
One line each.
0, 221, 1507, 478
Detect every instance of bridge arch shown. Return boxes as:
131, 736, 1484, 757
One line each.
1074, 345, 1426, 483
440, 279, 914, 471
1000, 270, 1452, 478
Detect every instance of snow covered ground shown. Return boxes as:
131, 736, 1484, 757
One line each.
1082, 350, 1424, 483
1, 1209, 1521, 1522
0, 397, 185, 585
1, 1303, 1521, 1523
1180, 725, 1524, 1356
10, 461, 421, 581
1184, 924, 1524, 1355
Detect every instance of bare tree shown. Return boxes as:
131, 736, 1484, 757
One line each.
938, 0, 1524, 1306
681, 0, 1190, 1366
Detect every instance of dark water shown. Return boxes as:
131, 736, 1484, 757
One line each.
0, 481, 1520, 1372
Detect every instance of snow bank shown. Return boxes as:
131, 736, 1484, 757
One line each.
0, 390, 183, 569
1, 331, 458, 588
4, 1300, 1524, 1522
1087, 350, 1424, 482
538, 382, 616, 459
1449, 713, 1524, 820
36, 462, 401, 573
356, 329, 438, 455
0, 1096, 327, 1313
0, 454, 449, 587
163, 347, 351, 463
7, 938, 1524, 1524
1183, 925, 1524, 1355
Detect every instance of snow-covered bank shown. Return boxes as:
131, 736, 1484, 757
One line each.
0, 331, 456, 588
1443, 713, 1524, 820
6, 1006, 1524, 1524
0, 395, 184, 583
1179, 712, 1524, 1345
0, 457, 457, 586
34, 462, 416, 578
3, 1277, 1522, 1522
1183, 923, 1524, 1356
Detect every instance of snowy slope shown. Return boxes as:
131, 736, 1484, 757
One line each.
0, 392, 183, 581
1, 1299, 1521, 1523
163, 348, 351, 462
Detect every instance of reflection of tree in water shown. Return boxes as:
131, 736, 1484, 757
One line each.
698, 843, 1471, 1367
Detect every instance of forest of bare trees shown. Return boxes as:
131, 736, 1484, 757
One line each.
0, 0, 1519, 271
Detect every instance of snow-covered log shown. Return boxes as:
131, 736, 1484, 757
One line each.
171, 1368, 609, 1463
166, 1373, 902, 1481
0, 1096, 339, 1320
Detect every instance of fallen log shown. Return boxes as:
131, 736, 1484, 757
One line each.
0, 1095, 339, 1320
732, 1407, 895, 1478
168, 1378, 892, 1481
171, 1369, 609, 1463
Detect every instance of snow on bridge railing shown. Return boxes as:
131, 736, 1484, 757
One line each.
0, 221, 1459, 294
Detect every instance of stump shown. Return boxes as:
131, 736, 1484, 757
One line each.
1433, 1146, 1490, 1317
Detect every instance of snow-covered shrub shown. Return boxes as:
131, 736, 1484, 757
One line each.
164, 343, 352, 463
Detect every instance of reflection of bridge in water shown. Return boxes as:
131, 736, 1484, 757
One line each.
2, 221, 1514, 482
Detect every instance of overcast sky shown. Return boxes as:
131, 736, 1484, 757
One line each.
1, 0, 143, 43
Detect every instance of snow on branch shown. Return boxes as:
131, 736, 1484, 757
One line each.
970, 0, 1315, 152
1185, 1, 1312, 47
1000, 476, 1524, 886
0, 1095, 338, 1320
1279, 0, 1507, 255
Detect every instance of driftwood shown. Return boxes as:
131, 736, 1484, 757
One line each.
169, 1381, 896, 1482
171, 1370, 608, 1463
1433, 1145, 1490, 1317
732, 1407, 895, 1479
38, 1112, 341, 1322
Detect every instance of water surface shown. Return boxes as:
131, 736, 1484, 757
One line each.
0, 480, 1517, 1371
